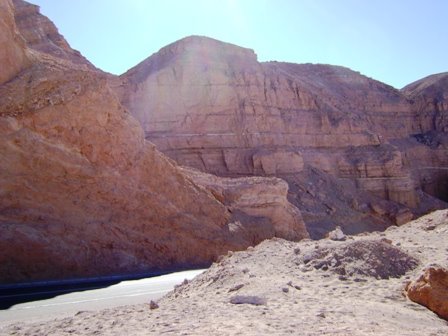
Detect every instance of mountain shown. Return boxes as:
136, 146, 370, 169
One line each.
0, 0, 307, 283
116, 35, 448, 237
0, 0, 446, 283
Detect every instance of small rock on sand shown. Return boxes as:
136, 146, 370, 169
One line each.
229, 295, 267, 306
149, 301, 159, 310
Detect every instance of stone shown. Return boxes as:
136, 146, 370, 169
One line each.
149, 301, 159, 310
394, 208, 414, 226
406, 265, 448, 321
229, 295, 267, 306
228, 284, 244, 292
327, 226, 346, 241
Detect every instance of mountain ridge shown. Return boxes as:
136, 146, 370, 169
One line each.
115, 33, 447, 237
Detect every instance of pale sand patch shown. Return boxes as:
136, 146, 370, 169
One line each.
1, 210, 448, 335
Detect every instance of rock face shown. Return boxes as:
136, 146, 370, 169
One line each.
406, 266, 448, 321
0, 1, 308, 283
0, 0, 29, 84
182, 167, 308, 241
12, 0, 94, 68
117, 36, 448, 235
401, 73, 448, 205
403, 72, 448, 126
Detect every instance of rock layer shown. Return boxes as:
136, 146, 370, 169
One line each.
117, 36, 448, 232
182, 167, 308, 241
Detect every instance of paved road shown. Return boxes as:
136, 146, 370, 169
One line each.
0, 269, 204, 326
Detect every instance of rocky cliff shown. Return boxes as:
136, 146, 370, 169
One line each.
0, 0, 308, 283
12, 0, 94, 68
117, 36, 448, 236
400, 73, 448, 205
0, 0, 30, 84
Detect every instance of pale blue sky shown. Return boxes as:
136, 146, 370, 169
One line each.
31, 0, 447, 88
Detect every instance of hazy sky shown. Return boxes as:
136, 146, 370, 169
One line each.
31, 0, 447, 88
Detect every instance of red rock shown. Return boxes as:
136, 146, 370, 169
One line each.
182, 167, 309, 241
0, 0, 30, 84
0, 2, 308, 283
12, 0, 94, 68
252, 150, 304, 175
116, 36, 448, 231
406, 265, 448, 320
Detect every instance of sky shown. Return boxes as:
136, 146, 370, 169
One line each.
31, 0, 448, 89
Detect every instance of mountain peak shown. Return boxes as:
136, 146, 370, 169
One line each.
12, 0, 94, 68
122, 35, 258, 82
159, 35, 257, 59
402, 72, 448, 99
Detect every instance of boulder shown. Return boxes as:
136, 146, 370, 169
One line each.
327, 226, 346, 241
406, 265, 448, 321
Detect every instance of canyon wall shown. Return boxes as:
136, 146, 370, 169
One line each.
117, 36, 448, 235
0, 0, 308, 283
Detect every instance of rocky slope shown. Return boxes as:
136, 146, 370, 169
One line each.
12, 0, 94, 68
116, 36, 448, 236
3, 209, 447, 335
0, 0, 308, 283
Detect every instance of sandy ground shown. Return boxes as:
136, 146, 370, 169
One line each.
1, 210, 448, 335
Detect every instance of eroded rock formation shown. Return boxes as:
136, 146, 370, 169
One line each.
0, 0, 308, 283
182, 167, 308, 241
116, 36, 448, 235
